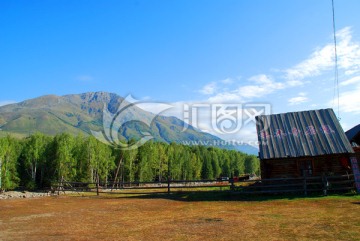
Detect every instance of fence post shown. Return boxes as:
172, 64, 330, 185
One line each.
96, 174, 100, 196
167, 158, 171, 194
322, 174, 328, 196
230, 178, 234, 191
0, 158, 2, 191
303, 176, 307, 196
167, 178, 170, 194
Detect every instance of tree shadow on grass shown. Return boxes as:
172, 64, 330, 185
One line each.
75, 190, 344, 202
137, 191, 330, 202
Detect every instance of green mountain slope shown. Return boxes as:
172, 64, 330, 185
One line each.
0, 92, 258, 154
0, 92, 217, 141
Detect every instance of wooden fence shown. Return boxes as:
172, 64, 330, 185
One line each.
231, 174, 355, 196
52, 179, 231, 195
52, 174, 356, 196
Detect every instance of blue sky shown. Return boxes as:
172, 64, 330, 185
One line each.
1, 0, 360, 143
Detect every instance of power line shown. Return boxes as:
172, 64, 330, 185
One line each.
332, 0, 340, 120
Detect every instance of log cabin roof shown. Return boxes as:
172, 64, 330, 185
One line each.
345, 124, 360, 146
255, 108, 354, 160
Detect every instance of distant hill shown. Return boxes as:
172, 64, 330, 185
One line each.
0, 92, 258, 155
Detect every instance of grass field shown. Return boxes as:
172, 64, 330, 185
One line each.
0, 191, 359, 241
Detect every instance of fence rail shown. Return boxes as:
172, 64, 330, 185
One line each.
52, 174, 356, 196
232, 174, 355, 196
52, 179, 231, 195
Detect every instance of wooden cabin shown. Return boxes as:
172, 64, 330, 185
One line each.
255, 109, 354, 179
346, 124, 360, 153
346, 124, 360, 168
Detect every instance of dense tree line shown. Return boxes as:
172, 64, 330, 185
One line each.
0, 133, 260, 190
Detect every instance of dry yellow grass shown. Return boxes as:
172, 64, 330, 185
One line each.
0, 192, 359, 241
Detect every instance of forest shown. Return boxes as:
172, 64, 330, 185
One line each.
0, 133, 260, 190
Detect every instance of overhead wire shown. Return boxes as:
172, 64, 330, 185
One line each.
331, 0, 340, 120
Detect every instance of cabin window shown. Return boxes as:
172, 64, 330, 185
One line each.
298, 160, 313, 177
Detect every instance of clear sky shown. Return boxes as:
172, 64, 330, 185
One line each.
1, 0, 360, 143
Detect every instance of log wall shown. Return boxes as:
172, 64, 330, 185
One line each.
261, 154, 353, 179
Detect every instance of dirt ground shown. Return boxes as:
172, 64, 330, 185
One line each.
0, 192, 359, 241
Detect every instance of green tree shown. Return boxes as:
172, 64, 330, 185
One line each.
94, 140, 115, 184
189, 152, 201, 179
123, 139, 138, 183
137, 142, 156, 182
0, 136, 21, 190
244, 155, 260, 175
219, 151, 231, 177
54, 133, 76, 182
210, 148, 221, 178
168, 143, 183, 180
22, 133, 48, 188
73, 135, 97, 182
231, 151, 245, 176
150, 143, 168, 181
201, 148, 214, 179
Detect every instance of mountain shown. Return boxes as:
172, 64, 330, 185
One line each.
0, 92, 258, 155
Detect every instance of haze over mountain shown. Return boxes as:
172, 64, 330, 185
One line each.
0, 92, 258, 154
